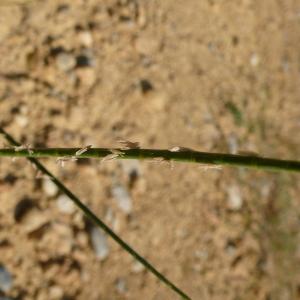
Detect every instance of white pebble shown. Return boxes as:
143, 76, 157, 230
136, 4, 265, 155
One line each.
49, 286, 64, 300
15, 115, 28, 128
111, 184, 132, 214
56, 195, 75, 214
250, 53, 260, 67
56, 52, 76, 72
90, 227, 109, 261
115, 278, 127, 294
131, 261, 145, 273
227, 185, 243, 211
78, 31, 93, 47
43, 178, 58, 197
0, 265, 12, 293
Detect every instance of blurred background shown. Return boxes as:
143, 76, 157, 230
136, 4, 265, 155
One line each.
0, 0, 299, 299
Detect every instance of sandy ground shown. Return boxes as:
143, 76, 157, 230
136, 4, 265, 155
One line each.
0, 0, 299, 299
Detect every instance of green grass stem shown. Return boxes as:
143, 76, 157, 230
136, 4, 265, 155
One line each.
0, 127, 191, 300
0, 145, 299, 173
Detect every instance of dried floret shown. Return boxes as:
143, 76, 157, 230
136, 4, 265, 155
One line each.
100, 153, 119, 163
75, 145, 92, 156
169, 146, 194, 152
13, 144, 33, 154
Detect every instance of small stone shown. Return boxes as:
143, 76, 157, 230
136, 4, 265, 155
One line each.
50, 223, 73, 255
14, 198, 35, 222
49, 286, 64, 300
43, 178, 59, 197
0, 265, 13, 293
76, 50, 95, 68
194, 250, 208, 260
78, 31, 93, 47
131, 261, 145, 273
56, 52, 76, 72
56, 195, 76, 214
227, 185, 243, 211
115, 278, 127, 294
76, 68, 96, 88
111, 184, 132, 214
15, 115, 28, 128
138, 79, 154, 94
250, 53, 260, 67
227, 133, 239, 154
23, 210, 49, 234
225, 244, 237, 256
76, 232, 89, 247
90, 226, 109, 261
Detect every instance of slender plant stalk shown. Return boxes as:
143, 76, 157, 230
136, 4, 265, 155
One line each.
0, 145, 299, 173
0, 127, 191, 300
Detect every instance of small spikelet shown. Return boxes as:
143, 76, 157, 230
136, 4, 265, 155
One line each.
75, 145, 92, 156
100, 149, 124, 163
13, 144, 33, 154
13, 145, 26, 152
169, 146, 194, 152
100, 154, 119, 163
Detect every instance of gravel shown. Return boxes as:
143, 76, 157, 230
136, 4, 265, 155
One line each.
0, 265, 12, 293
89, 226, 109, 261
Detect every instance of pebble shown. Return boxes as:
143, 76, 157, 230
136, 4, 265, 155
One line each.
89, 226, 109, 261
56, 52, 76, 72
56, 194, 76, 214
250, 53, 260, 67
23, 210, 49, 234
76, 49, 95, 68
227, 133, 239, 154
76, 68, 96, 88
14, 198, 35, 222
0, 265, 12, 293
78, 31, 93, 47
15, 115, 28, 128
115, 278, 127, 294
131, 261, 145, 273
227, 185, 243, 211
43, 178, 59, 197
49, 286, 64, 300
138, 79, 154, 94
111, 184, 132, 214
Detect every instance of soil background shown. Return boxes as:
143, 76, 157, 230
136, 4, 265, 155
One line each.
0, 0, 299, 299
